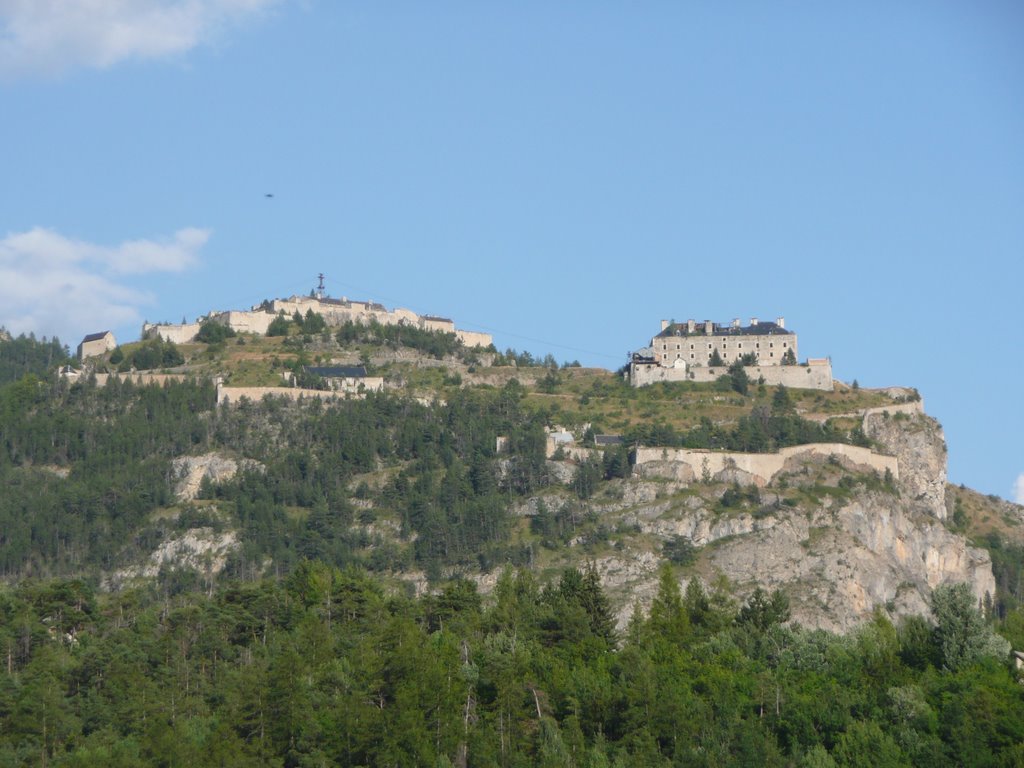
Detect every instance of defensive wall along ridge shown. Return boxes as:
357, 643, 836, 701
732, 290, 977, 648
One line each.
215, 384, 377, 405
630, 359, 834, 390
803, 398, 924, 424
93, 372, 191, 387
633, 443, 899, 487
142, 293, 493, 348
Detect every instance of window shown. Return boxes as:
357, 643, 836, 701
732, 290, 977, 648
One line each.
690, 353, 695, 359
738, 343, 742, 349
690, 344, 694, 350
782, 342, 787, 347
769, 342, 774, 348
770, 352, 774, 358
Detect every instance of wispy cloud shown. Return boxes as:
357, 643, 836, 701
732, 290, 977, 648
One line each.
0, 226, 208, 345
0, 0, 282, 79
1014, 474, 1024, 506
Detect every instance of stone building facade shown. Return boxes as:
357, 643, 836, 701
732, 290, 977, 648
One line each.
77, 331, 116, 360
629, 316, 833, 391
649, 317, 796, 367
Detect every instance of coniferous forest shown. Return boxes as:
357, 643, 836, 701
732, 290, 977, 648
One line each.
2, 566, 1023, 766
1, 333, 1023, 766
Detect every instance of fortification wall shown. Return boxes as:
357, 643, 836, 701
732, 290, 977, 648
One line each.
142, 322, 201, 344
456, 330, 493, 348
861, 401, 924, 420
94, 373, 191, 387
216, 385, 356, 406
269, 296, 382, 326
421, 317, 457, 333
634, 443, 898, 487
144, 295, 492, 347
212, 310, 275, 336
631, 360, 833, 391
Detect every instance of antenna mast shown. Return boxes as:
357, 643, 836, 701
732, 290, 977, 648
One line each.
315, 273, 325, 300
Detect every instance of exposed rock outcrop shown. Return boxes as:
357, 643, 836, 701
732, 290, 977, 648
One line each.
571, 406, 994, 633
108, 527, 240, 588
704, 492, 994, 633
863, 412, 947, 520
172, 453, 264, 502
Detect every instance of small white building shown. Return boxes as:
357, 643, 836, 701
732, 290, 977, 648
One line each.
77, 331, 116, 361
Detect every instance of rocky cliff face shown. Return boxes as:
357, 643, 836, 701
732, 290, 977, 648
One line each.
535, 411, 995, 634
863, 411, 948, 521
107, 524, 240, 589
171, 452, 264, 502
135, 410, 994, 637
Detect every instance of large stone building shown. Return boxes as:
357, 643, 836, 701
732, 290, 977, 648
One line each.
77, 331, 116, 361
647, 317, 796, 367
629, 316, 833, 391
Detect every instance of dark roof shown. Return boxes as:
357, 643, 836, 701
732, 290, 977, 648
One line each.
304, 366, 367, 378
318, 297, 387, 312
594, 435, 624, 446
80, 331, 111, 343
421, 314, 453, 323
655, 321, 793, 339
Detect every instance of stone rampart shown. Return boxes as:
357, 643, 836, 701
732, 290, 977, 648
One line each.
634, 443, 898, 487
456, 330, 493, 348
142, 296, 493, 347
94, 373, 191, 387
210, 310, 275, 336
142, 322, 202, 344
631, 359, 833, 391
861, 401, 924, 420
216, 385, 362, 406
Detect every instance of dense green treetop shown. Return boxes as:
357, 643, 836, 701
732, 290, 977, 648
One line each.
0, 568, 1020, 767
0, 331, 70, 384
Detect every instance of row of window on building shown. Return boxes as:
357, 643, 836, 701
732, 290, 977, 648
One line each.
660, 340, 788, 351
661, 350, 778, 361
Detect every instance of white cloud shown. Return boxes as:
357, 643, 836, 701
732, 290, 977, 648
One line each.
1014, 474, 1024, 506
0, 0, 282, 78
0, 226, 208, 345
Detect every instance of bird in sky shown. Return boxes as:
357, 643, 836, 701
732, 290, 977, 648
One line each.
265, 193, 274, 198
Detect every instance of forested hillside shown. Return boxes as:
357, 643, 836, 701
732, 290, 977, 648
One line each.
2, 333, 1024, 766
1, 566, 1022, 766
0, 374, 547, 580
0, 330, 69, 385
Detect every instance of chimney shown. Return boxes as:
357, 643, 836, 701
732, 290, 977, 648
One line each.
775, 317, 785, 329
750, 317, 758, 327
661, 319, 670, 332
704, 320, 714, 335
731, 318, 741, 329
687, 319, 696, 334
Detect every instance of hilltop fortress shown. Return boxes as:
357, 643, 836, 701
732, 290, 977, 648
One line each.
142, 292, 493, 348
629, 316, 833, 390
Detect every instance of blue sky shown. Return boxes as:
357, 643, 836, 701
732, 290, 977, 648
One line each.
1, 1, 1022, 501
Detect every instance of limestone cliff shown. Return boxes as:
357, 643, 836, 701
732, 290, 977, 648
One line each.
863, 410, 948, 521
533, 410, 995, 634
171, 452, 264, 502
